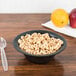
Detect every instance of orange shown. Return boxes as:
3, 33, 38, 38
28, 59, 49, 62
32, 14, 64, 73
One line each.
51, 9, 69, 28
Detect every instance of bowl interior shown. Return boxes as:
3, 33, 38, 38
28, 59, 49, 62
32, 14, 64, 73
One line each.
13, 30, 67, 57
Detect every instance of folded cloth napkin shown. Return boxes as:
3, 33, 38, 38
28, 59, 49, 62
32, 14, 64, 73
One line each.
42, 21, 76, 38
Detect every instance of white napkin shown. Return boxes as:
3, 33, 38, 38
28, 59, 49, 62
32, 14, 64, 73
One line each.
42, 21, 76, 38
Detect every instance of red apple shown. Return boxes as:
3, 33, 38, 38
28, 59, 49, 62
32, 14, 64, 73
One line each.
69, 8, 76, 28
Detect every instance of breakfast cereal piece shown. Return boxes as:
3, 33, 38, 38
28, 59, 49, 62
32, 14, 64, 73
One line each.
18, 39, 22, 43
21, 36, 24, 39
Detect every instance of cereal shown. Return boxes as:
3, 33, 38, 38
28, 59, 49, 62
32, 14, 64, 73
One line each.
18, 33, 63, 55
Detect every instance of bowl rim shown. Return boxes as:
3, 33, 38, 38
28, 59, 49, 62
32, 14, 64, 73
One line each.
13, 30, 67, 57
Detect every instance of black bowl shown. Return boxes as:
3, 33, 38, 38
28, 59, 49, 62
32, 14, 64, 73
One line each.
13, 30, 67, 64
